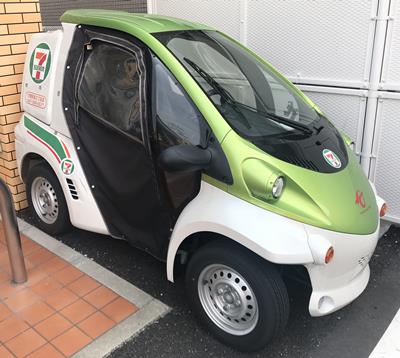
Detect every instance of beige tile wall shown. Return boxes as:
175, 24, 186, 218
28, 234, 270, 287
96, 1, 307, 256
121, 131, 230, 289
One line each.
0, 0, 42, 210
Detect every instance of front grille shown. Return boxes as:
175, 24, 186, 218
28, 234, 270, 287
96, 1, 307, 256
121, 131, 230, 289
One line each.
66, 178, 79, 200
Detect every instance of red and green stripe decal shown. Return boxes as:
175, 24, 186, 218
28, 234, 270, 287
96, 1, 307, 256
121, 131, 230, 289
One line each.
24, 115, 71, 163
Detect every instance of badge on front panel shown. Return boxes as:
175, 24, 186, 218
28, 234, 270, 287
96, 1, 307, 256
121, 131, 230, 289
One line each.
322, 149, 341, 169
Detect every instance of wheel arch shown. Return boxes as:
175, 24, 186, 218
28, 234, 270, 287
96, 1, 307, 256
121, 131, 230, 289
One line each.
168, 230, 278, 282
167, 225, 314, 283
20, 152, 48, 183
166, 182, 315, 283
20, 152, 72, 218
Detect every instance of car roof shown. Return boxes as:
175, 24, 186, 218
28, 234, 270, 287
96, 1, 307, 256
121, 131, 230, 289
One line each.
61, 9, 213, 34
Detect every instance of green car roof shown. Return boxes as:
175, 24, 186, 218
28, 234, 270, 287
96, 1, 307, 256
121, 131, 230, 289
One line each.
61, 9, 213, 33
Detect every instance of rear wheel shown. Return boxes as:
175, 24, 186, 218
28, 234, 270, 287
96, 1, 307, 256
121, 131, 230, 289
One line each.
185, 241, 289, 352
27, 163, 71, 235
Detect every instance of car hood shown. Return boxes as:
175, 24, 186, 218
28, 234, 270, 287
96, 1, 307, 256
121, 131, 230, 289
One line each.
223, 131, 379, 235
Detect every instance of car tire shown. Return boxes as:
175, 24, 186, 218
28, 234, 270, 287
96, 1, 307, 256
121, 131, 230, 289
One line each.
185, 240, 289, 352
26, 163, 71, 235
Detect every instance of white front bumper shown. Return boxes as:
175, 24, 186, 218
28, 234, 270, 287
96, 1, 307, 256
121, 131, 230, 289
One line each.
304, 221, 380, 317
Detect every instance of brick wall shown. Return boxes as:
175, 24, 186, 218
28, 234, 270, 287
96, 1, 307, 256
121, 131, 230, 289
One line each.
0, 0, 42, 210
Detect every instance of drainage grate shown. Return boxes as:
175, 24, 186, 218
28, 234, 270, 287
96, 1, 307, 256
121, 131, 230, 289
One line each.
66, 178, 79, 200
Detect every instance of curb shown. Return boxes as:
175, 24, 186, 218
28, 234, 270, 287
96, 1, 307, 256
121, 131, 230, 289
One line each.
17, 218, 171, 357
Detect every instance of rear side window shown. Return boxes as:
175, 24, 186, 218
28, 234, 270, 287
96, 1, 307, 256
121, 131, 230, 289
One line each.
78, 43, 143, 138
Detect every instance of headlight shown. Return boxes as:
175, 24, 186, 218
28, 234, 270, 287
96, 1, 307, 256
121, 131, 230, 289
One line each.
242, 159, 285, 201
271, 176, 285, 199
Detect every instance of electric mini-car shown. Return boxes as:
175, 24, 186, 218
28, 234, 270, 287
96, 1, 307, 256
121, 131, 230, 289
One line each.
15, 10, 387, 351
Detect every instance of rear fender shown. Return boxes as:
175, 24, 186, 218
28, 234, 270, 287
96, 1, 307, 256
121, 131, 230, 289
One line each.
15, 115, 108, 235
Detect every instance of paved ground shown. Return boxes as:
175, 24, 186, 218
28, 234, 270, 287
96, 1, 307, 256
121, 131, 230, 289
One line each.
0, 231, 137, 357
0, 219, 168, 358
19, 210, 400, 358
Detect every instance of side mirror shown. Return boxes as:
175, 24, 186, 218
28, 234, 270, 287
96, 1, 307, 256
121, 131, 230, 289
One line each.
159, 144, 212, 172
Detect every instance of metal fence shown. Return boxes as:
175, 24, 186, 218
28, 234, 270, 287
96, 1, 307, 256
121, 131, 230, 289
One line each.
40, 0, 147, 29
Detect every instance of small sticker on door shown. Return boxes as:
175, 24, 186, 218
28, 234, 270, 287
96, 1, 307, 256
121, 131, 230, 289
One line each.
61, 158, 75, 175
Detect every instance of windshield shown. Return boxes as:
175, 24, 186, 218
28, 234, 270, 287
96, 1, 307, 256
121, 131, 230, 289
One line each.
155, 30, 320, 139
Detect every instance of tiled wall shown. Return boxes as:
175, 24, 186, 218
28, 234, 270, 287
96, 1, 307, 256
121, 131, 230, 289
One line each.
0, 0, 42, 210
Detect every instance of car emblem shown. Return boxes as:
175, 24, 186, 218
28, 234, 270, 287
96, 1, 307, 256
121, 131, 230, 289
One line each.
322, 149, 341, 169
355, 190, 366, 208
358, 254, 370, 268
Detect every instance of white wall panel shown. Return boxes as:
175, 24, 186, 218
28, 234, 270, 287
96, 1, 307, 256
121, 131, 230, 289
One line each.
247, 0, 377, 88
369, 93, 400, 222
152, 0, 398, 223
381, 0, 400, 91
298, 86, 367, 153
153, 0, 242, 40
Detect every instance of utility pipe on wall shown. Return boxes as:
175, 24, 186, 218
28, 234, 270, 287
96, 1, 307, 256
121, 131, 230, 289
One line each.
361, 0, 391, 176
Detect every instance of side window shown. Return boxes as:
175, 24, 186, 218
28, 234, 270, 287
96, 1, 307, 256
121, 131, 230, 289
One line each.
78, 43, 143, 138
153, 56, 204, 147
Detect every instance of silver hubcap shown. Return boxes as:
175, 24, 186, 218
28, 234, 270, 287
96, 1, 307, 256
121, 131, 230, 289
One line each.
31, 177, 58, 224
198, 264, 258, 335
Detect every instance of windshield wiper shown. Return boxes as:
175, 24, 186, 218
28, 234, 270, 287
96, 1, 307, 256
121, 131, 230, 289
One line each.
233, 101, 313, 135
184, 57, 252, 129
184, 57, 312, 135
183, 57, 236, 104
263, 111, 313, 135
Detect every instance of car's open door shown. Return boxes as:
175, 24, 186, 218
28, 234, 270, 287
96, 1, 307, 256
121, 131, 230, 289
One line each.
63, 26, 172, 259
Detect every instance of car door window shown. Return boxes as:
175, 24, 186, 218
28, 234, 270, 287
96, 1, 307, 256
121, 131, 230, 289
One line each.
78, 43, 143, 139
152, 56, 204, 147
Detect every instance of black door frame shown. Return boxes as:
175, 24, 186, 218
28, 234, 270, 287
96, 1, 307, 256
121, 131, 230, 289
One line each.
63, 25, 174, 260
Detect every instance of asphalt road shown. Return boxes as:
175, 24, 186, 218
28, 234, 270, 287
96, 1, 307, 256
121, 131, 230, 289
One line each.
19, 210, 400, 358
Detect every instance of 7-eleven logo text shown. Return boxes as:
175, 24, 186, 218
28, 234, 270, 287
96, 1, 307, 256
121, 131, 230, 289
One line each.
32, 48, 50, 81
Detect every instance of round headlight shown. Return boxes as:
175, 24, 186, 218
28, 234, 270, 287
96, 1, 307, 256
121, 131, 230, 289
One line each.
272, 176, 285, 198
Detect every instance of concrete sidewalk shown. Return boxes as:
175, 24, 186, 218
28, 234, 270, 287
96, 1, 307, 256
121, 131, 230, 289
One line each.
0, 219, 169, 357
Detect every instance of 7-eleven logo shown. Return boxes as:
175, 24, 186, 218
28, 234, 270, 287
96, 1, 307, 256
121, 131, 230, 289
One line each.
29, 43, 51, 84
322, 149, 342, 169
32, 48, 49, 81
61, 158, 75, 175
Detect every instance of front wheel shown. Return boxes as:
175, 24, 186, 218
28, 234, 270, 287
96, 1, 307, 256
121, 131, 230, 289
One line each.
185, 241, 289, 352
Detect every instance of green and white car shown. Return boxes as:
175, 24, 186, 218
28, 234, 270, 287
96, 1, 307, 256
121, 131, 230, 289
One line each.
15, 10, 386, 351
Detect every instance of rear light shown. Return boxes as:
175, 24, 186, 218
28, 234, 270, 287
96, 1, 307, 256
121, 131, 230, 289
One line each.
325, 247, 334, 264
380, 203, 388, 217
